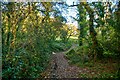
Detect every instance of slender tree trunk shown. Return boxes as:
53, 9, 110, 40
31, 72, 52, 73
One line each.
78, 26, 83, 46
6, 14, 12, 54
115, 1, 120, 77
78, 4, 86, 46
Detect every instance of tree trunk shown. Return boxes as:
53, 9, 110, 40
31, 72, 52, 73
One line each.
78, 4, 85, 46
82, 2, 103, 59
78, 26, 83, 46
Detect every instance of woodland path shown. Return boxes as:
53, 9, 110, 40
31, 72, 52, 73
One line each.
41, 44, 95, 78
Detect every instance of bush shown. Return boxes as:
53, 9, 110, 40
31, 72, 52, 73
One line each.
2, 46, 51, 78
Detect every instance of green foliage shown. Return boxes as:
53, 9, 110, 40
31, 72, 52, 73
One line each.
49, 41, 71, 52
65, 45, 90, 65
60, 30, 68, 43
2, 44, 51, 78
2, 2, 67, 78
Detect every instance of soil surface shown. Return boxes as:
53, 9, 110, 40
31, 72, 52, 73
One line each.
42, 52, 80, 78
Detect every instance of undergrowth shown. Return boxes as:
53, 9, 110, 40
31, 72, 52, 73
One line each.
65, 45, 119, 78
